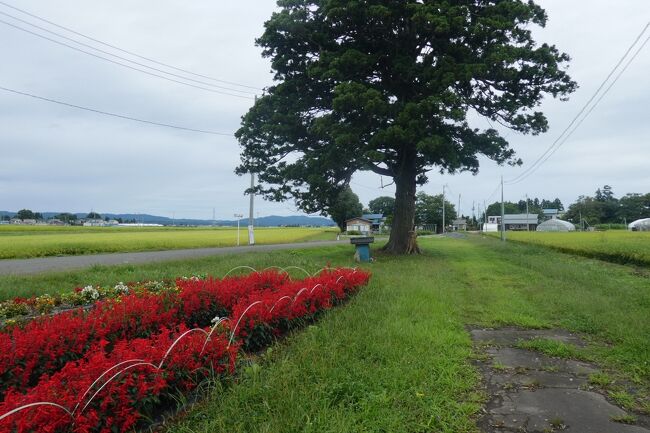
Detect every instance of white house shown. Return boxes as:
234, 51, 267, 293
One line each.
345, 218, 372, 234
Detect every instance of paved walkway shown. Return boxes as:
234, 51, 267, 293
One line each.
0, 240, 347, 276
471, 327, 649, 433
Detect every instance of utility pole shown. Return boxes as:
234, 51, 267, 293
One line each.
458, 194, 461, 219
472, 200, 475, 229
212, 208, 215, 227
484, 200, 487, 226
248, 172, 255, 245
500, 176, 505, 242
525, 193, 530, 231
442, 185, 446, 234
579, 211, 583, 232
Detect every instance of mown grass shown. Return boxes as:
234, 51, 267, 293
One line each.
0, 226, 337, 259
500, 231, 650, 267
1, 235, 648, 431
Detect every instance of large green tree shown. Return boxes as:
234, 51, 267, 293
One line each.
236, 0, 576, 254
328, 186, 363, 231
368, 196, 395, 217
415, 192, 456, 233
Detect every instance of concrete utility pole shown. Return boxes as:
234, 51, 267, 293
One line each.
248, 173, 255, 245
484, 200, 487, 225
458, 194, 461, 219
525, 193, 530, 231
442, 185, 446, 234
500, 176, 505, 242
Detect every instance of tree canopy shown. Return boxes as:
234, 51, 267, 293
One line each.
368, 196, 395, 217
415, 192, 456, 232
328, 186, 363, 231
16, 209, 42, 220
564, 185, 650, 226
236, 0, 575, 253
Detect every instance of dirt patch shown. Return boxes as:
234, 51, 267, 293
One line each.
471, 326, 650, 432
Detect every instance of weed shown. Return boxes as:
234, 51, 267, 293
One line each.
588, 372, 613, 388
516, 338, 580, 359
610, 414, 637, 424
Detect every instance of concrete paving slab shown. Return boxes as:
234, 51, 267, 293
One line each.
488, 347, 598, 376
491, 388, 648, 433
471, 327, 587, 347
471, 326, 649, 433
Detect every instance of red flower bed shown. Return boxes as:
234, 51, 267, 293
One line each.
0, 268, 370, 433
0, 271, 290, 396
0, 326, 237, 433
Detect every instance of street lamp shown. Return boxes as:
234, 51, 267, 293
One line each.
234, 213, 244, 246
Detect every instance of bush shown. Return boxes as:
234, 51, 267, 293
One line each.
594, 223, 627, 231
346, 230, 361, 235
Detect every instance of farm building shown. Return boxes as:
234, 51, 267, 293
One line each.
487, 214, 538, 231
452, 218, 467, 231
362, 213, 386, 231
628, 218, 650, 231
536, 219, 575, 232
542, 208, 563, 220
345, 218, 371, 234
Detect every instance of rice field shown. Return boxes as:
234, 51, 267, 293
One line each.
0, 225, 338, 259
501, 230, 650, 267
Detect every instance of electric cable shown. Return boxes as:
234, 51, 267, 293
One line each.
0, 84, 234, 136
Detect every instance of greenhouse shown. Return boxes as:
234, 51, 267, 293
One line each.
536, 219, 576, 232
628, 218, 650, 231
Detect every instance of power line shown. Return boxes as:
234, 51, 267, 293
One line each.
0, 0, 263, 91
0, 85, 234, 136
505, 22, 649, 185
0, 10, 257, 96
510, 36, 650, 184
0, 19, 255, 100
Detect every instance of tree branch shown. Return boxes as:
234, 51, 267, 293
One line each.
368, 163, 394, 177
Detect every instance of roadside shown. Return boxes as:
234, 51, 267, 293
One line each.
0, 239, 347, 276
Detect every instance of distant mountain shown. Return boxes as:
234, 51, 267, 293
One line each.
0, 211, 335, 227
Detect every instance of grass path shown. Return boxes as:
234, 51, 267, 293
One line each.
163, 236, 649, 432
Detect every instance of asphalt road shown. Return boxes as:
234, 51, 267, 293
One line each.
0, 240, 347, 276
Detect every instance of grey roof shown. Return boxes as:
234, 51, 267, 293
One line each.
503, 214, 538, 224
452, 218, 467, 224
542, 208, 559, 214
362, 213, 384, 221
537, 219, 575, 231
346, 217, 372, 223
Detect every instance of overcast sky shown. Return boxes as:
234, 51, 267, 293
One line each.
0, 1, 648, 220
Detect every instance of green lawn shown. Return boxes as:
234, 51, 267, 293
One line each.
0, 226, 337, 259
2, 235, 648, 431
501, 230, 650, 267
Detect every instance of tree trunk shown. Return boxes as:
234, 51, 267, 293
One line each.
383, 169, 420, 254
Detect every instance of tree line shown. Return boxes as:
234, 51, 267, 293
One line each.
483, 185, 649, 226
2, 210, 132, 224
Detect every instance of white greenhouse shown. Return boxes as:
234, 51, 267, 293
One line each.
536, 219, 575, 232
628, 218, 650, 231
